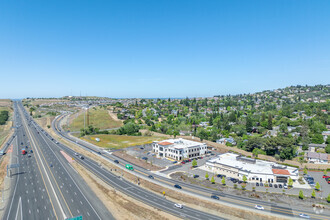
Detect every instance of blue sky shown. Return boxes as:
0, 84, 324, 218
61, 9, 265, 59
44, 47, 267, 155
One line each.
0, 0, 329, 98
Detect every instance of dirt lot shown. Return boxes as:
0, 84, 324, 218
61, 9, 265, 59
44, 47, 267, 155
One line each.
43, 119, 290, 220
113, 150, 163, 171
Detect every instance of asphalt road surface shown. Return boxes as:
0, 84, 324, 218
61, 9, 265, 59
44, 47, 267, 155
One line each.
53, 113, 330, 220
3, 101, 114, 220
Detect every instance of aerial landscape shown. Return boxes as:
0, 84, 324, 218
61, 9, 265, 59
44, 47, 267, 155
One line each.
0, 1, 329, 220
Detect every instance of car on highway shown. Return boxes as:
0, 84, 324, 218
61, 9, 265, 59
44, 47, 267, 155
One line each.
174, 203, 183, 209
174, 184, 182, 189
299, 213, 310, 219
28, 154, 31, 158
114, 160, 119, 164
79, 155, 84, 160
30, 150, 33, 153
75, 152, 78, 156
125, 164, 134, 170
255, 205, 264, 210
211, 195, 220, 200
148, 175, 154, 179
49, 164, 53, 168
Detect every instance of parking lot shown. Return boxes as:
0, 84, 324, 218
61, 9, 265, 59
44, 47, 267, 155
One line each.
124, 145, 329, 198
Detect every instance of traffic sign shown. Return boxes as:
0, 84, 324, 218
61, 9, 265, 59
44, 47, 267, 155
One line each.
66, 216, 82, 220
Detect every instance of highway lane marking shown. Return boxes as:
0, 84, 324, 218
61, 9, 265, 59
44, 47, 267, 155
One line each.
18, 106, 60, 220
112, 156, 329, 219
30, 130, 73, 218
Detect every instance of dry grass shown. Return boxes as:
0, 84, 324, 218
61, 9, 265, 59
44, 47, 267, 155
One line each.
80, 134, 165, 149
113, 151, 163, 171
69, 107, 123, 132
72, 161, 177, 220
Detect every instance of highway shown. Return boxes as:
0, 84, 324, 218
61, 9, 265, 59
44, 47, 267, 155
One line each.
3, 101, 113, 220
53, 113, 330, 220
48, 117, 226, 219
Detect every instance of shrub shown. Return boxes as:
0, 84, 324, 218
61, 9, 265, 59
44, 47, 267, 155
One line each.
299, 190, 304, 200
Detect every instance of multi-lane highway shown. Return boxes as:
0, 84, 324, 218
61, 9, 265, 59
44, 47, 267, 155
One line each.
3, 101, 113, 220
53, 113, 330, 220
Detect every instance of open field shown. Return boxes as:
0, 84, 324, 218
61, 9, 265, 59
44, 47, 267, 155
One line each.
80, 134, 165, 149
69, 107, 123, 131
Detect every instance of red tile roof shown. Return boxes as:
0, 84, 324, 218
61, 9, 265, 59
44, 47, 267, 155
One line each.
272, 169, 290, 175
158, 141, 173, 146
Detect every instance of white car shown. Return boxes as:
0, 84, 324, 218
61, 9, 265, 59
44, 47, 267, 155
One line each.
174, 203, 183, 209
255, 205, 264, 210
299, 213, 310, 219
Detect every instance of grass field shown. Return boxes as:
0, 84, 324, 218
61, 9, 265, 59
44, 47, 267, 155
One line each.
69, 108, 123, 132
80, 134, 165, 149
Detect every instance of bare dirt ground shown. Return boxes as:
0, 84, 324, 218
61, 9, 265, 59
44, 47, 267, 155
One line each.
72, 161, 177, 220
112, 150, 163, 171
107, 110, 123, 123
43, 119, 289, 220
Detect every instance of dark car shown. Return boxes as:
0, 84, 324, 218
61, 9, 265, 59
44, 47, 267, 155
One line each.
256, 182, 259, 186
148, 175, 154, 179
114, 160, 119, 164
260, 183, 264, 187
80, 155, 84, 159
279, 184, 282, 188
30, 150, 33, 153
140, 147, 144, 150
97, 152, 101, 155
193, 175, 199, 178
238, 180, 243, 184
174, 184, 182, 189
172, 161, 177, 164
269, 183, 273, 187
211, 195, 220, 200
274, 184, 278, 188
142, 157, 148, 160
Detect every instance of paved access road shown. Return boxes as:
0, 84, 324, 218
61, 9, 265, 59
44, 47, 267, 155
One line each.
54, 113, 330, 220
52, 115, 225, 219
3, 101, 114, 220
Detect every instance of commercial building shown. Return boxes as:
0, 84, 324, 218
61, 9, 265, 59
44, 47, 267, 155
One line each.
204, 153, 299, 183
152, 138, 207, 161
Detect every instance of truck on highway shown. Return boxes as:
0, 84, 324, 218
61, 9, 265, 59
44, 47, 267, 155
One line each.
22, 149, 27, 155
125, 164, 134, 170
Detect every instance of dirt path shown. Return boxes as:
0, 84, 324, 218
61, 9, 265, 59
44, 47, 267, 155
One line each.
107, 110, 122, 122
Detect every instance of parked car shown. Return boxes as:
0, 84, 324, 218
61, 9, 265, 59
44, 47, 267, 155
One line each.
256, 182, 259, 186
174, 184, 182, 189
30, 150, 33, 153
274, 184, 278, 188
211, 195, 220, 200
181, 161, 186, 164
255, 205, 264, 210
142, 157, 148, 160
148, 175, 154, 179
279, 184, 282, 188
174, 203, 183, 209
193, 175, 199, 178
269, 183, 273, 187
299, 213, 310, 219
260, 183, 264, 187
238, 180, 243, 184
322, 175, 330, 178
172, 161, 177, 164
140, 147, 144, 150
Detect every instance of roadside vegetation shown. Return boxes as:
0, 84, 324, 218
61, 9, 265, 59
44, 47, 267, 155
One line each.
80, 134, 164, 149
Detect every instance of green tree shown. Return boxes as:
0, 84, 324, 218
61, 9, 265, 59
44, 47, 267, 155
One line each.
324, 170, 327, 175
205, 172, 209, 180
198, 129, 208, 141
242, 175, 247, 183
327, 193, 330, 203
311, 189, 316, 198
211, 176, 215, 184
315, 182, 321, 191
267, 113, 273, 130
325, 145, 330, 154
311, 134, 324, 144
288, 177, 293, 187
303, 167, 308, 175
221, 176, 226, 185
246, 116, 253, 133
192, 159, 197, 167
299, 190, 304, 199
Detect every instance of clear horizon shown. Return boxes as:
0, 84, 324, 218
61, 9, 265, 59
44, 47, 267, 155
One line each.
1, 1, 330, 99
